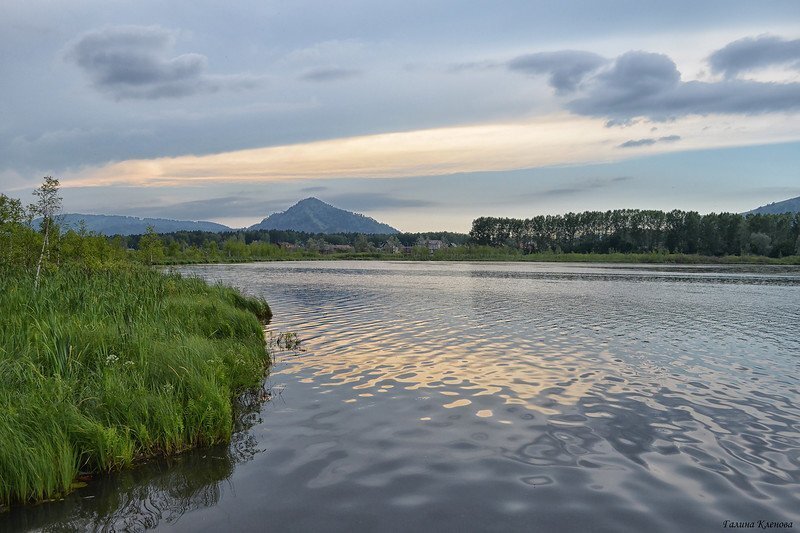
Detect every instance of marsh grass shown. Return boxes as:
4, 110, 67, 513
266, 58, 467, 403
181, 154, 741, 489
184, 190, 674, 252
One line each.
0, 264, 271, 506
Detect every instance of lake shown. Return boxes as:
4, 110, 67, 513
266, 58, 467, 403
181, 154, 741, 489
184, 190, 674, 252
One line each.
6, 261, 800, 532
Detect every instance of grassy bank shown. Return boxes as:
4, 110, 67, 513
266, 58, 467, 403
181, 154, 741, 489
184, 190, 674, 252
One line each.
0, 264, 271, 507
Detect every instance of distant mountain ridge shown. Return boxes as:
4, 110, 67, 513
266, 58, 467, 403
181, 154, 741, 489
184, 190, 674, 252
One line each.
249, 197, 398, 234
45, 214, 232, 236
745, 196, 800, 215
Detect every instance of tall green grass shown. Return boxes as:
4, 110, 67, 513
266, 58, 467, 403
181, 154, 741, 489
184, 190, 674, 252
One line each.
0, 264, 271, 506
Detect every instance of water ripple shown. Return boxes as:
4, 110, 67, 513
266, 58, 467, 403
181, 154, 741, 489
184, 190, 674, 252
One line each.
7, 261, 799, 533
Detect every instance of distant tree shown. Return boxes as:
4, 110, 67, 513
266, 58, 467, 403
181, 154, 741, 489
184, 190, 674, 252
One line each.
0, 194, 29, 267
411, 245, 429, 260
354, 234, 370, 252
204, 240, 220, 260
30, 176, 62, 288
306, 237, 323, 253
749, 232, 772, 256
384, 235, 402, 253
138, 226, 164, 265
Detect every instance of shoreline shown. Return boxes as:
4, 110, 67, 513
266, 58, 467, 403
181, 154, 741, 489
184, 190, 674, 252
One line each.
157, 252, 800, 267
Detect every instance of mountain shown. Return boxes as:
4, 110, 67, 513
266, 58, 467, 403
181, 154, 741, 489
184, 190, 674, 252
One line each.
43, 214, 232, 236
249, 197, 399, 234
745, 196, 800, 215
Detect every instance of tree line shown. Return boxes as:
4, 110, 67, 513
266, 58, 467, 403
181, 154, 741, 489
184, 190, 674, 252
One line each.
124, 228, 469, 250
120, 229, 469, 263
469, 210, 800, 257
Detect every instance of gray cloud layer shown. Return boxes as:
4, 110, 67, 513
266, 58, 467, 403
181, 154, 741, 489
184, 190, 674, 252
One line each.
300, 67, 361, 82
115, 195, 285, 220
618, 135, 681, 148
509, 41, 800, 122
65, 25, 261, 99
508, 51, 607, 93
108, 191, 435, 222
709, 35, 800, 78
527, 176, 633, 198
326, 192, 438, 210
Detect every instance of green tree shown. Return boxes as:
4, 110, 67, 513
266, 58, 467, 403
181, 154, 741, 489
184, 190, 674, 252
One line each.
306, 237, 323, 253
411, 245, 429, 260
138, 226, 165, 265
354, 234, 370, 252
0, 194, 29, 268
30, 176, 62, 288
749, 232, 772, 256
384, 235, 402, 253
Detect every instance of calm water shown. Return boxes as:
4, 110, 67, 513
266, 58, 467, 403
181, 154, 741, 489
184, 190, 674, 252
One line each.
6, 261, 800, 532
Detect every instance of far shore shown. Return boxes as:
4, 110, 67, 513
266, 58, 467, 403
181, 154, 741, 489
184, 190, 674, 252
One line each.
159, 252, 800, 266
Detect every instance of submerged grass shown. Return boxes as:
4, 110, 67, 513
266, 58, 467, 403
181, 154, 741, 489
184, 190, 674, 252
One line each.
0, 264, 271, 507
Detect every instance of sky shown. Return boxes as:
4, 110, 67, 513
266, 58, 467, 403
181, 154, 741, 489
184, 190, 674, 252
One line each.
2, 1, 800, 232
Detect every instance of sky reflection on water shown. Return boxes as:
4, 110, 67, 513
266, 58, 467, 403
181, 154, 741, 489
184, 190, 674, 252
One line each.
6, 262, 800, 533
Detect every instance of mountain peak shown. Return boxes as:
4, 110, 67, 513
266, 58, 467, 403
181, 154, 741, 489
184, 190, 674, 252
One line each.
249, 198, 399, 234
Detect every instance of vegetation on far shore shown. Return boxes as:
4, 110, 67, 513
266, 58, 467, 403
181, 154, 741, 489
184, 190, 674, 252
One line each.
1, 180, 272, 509
81, 207, 800, 266
153, 249, 800, 265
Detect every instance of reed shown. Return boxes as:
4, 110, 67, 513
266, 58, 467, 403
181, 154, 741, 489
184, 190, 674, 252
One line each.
0, 264, 271, 506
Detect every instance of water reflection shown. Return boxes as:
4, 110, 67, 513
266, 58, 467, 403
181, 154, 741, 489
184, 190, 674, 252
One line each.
7, 262, 800, 532
3, 389, 268, 532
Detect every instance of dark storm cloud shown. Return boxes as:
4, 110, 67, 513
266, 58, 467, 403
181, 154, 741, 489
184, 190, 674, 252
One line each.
709, 35, 800, 78
300, 67, 362, 82
618, 135, 681, 148
508, 50, 607, 93
509, 45, 800, 121
65, 25, 261, 99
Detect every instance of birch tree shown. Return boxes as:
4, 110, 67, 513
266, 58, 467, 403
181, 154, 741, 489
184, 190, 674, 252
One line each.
31, 176, 61, 288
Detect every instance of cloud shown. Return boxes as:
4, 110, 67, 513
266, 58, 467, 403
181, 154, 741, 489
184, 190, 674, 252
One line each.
618, 135, 681, 148
532, 176, 633, 198
61, 112, 800, 188
65, 25, 261, 99
447, 60, 502, 73
119, 193, 434, 222
508, 51, 607, 93
59, 115, 657, 186
509, 42, 800, 121
709, 35, 800, 78
300, 67, 361, 82
115, 195, 285, 220
326, 192, 438, 210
